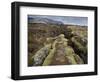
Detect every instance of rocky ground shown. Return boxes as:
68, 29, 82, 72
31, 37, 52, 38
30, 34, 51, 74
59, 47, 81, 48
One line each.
28, 23, 87, 66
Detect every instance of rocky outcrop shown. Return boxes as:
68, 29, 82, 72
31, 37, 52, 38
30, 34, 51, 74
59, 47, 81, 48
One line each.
33, 34, 84, 66
70, 36, 87, 64
28, 23, 87, 66
32, 44, 51, 66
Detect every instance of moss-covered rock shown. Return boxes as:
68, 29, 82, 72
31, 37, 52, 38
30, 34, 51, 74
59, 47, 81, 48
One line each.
42, 48, 56, 66
70, 36, 87, 63
33, 44, 51, 66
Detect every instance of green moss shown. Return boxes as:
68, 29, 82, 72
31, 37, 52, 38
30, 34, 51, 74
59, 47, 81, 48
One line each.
71, 37, 85, 52
65, 46, 74, 56
42, 48, 55, 66
66, 55, 77, 64
74, 55, 84, 64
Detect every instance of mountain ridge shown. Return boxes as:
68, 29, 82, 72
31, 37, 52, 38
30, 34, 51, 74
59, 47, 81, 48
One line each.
28, 17, 63, 25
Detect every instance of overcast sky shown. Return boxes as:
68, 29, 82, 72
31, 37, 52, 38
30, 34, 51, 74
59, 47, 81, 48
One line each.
28, 15, 88, 26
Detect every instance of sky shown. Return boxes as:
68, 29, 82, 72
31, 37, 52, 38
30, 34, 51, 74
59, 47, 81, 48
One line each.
28, 15, 88, 26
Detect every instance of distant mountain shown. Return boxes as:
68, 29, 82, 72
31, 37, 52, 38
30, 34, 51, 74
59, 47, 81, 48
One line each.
28, 17, 63, 25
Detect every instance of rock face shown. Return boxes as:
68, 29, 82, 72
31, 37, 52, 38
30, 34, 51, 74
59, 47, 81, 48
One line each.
33, 34, 84, 66
33, 44, 51, 66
